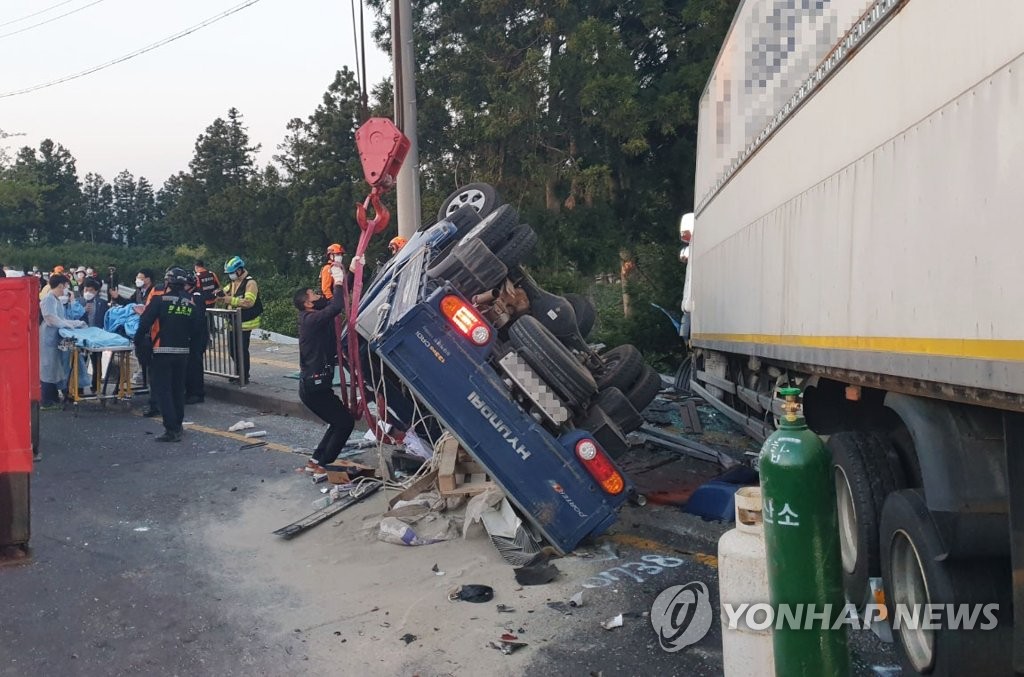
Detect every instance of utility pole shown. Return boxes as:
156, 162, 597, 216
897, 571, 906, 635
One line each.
391, 0, 421, 239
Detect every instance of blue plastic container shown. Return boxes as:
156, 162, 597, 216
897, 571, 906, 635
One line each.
683, 465, 759, 522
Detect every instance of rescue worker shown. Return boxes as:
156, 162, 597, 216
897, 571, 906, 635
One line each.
184, 272, 208, 404
219, 256, 262, 384
319, 244, 345, 299
136, 267, 205, 442
292, 262, 355, 473
39, 274, 87, 409
193, 259, 221, 307
388, 236, 408, 256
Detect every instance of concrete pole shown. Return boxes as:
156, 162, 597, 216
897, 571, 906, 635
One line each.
391, 0, 421, 239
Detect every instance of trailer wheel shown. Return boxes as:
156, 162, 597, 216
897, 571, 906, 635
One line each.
493, 223, 537, 269
437, 182, 502, 222
509, 315, 597, 408
593, 387, 644, 434
596, 344, 644, 391
564, 293, 596, 338
829, 432, 907, 607
881, 490, 1012, 676
626, 364, 662, 413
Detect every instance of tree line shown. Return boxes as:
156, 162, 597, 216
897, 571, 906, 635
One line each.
0, 0, 738, 364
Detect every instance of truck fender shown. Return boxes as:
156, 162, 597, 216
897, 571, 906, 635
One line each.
883, 392, 1008, 559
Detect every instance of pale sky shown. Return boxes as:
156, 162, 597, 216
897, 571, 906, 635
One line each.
0, 0, 392, 187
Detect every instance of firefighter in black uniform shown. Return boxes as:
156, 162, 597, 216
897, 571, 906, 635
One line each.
184, 271, 208, 404
136, 267, 205, 442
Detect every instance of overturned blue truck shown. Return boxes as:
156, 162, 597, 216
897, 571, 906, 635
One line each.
349, 185, 662, 555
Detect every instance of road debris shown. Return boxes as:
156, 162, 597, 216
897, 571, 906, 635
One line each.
513, 562, 560, 586
228, 420, 255, 432
496, 604, 515, 613
400, 633, 417, 645
569, 591, 584, 607
448, 584, 494, 603
602, 614, 624, 630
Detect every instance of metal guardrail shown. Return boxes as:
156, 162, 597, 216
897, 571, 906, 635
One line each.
204, 308, 247, 386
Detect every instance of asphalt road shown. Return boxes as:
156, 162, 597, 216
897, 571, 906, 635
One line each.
0, 397, 899, 676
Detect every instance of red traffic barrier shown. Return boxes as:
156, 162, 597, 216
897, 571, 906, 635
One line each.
0, 277, 37, 553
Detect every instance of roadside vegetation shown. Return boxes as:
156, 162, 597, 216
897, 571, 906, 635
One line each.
0, 0, 738, 366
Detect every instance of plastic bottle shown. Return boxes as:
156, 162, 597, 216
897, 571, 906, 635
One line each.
718, 485, 775, 676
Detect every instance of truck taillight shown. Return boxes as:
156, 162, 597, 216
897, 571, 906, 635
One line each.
575, 439, 624, 495
440, 295, 491, 346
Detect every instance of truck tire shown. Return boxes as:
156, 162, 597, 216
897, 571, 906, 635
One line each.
593, 387, 644, 434
626, 364, 662, 412
564, 293, 596, 338
829, 432, 907, 607
493, 223, 537, 269
508, 315, 597, 408
437, 182, 502, 222
596, 344, 644, 391
880, 490, 1012, 676
456, 203, 519, 252
426, 238, 508, 298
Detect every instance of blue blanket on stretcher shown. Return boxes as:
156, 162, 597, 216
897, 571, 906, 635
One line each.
58, 327, 132, 349
104, 304, 140, 338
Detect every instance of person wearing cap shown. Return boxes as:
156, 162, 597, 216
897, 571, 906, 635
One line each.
388, 236, 408, 256
42, 266, 65, 300
319, 244, 345, 299
71, 267, 87, 299
136, 267, 205, 442
218, 256, 262, 384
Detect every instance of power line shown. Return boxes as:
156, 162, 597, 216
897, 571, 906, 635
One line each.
0, 0, 108, 40
0, 0, 78, 29
0, 0, 268, 100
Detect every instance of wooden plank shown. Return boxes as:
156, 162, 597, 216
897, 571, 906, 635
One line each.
685, 400, 703, 434
388, 470, 439, 509
443, 479, 497, 496
437, 439, 460, 493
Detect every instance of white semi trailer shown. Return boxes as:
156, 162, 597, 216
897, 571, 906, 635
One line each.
684, 0, 1024, 673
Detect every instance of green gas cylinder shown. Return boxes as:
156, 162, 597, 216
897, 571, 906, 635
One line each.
759, 387, 850, 677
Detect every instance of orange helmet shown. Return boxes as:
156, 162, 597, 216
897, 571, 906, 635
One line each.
388, 236, 408, 253
326, 243, 345, 255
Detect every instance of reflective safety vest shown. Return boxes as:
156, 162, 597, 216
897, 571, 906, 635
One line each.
226, 276, 263, 331
196, 268, 220, 306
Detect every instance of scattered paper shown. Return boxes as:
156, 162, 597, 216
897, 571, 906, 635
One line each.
602, 614, 623, 630
570, 591, 584, 608
228, 420, 255, 432
244, 431, 267, 438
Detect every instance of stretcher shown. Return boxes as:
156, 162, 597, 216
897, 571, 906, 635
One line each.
64, 343, 147, 411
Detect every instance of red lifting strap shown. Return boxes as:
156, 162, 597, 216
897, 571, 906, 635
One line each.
338, 118, 411, 438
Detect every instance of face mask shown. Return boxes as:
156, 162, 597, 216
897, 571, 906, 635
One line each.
228, 272, 238, 281
76, 273, 85, 280
312, 297, 331, 310
83, 292, 96, 301
61, 292, 71, 304
135, 278, 145, 288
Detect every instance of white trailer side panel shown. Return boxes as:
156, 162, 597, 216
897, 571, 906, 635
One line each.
692, 0, 1024, 396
